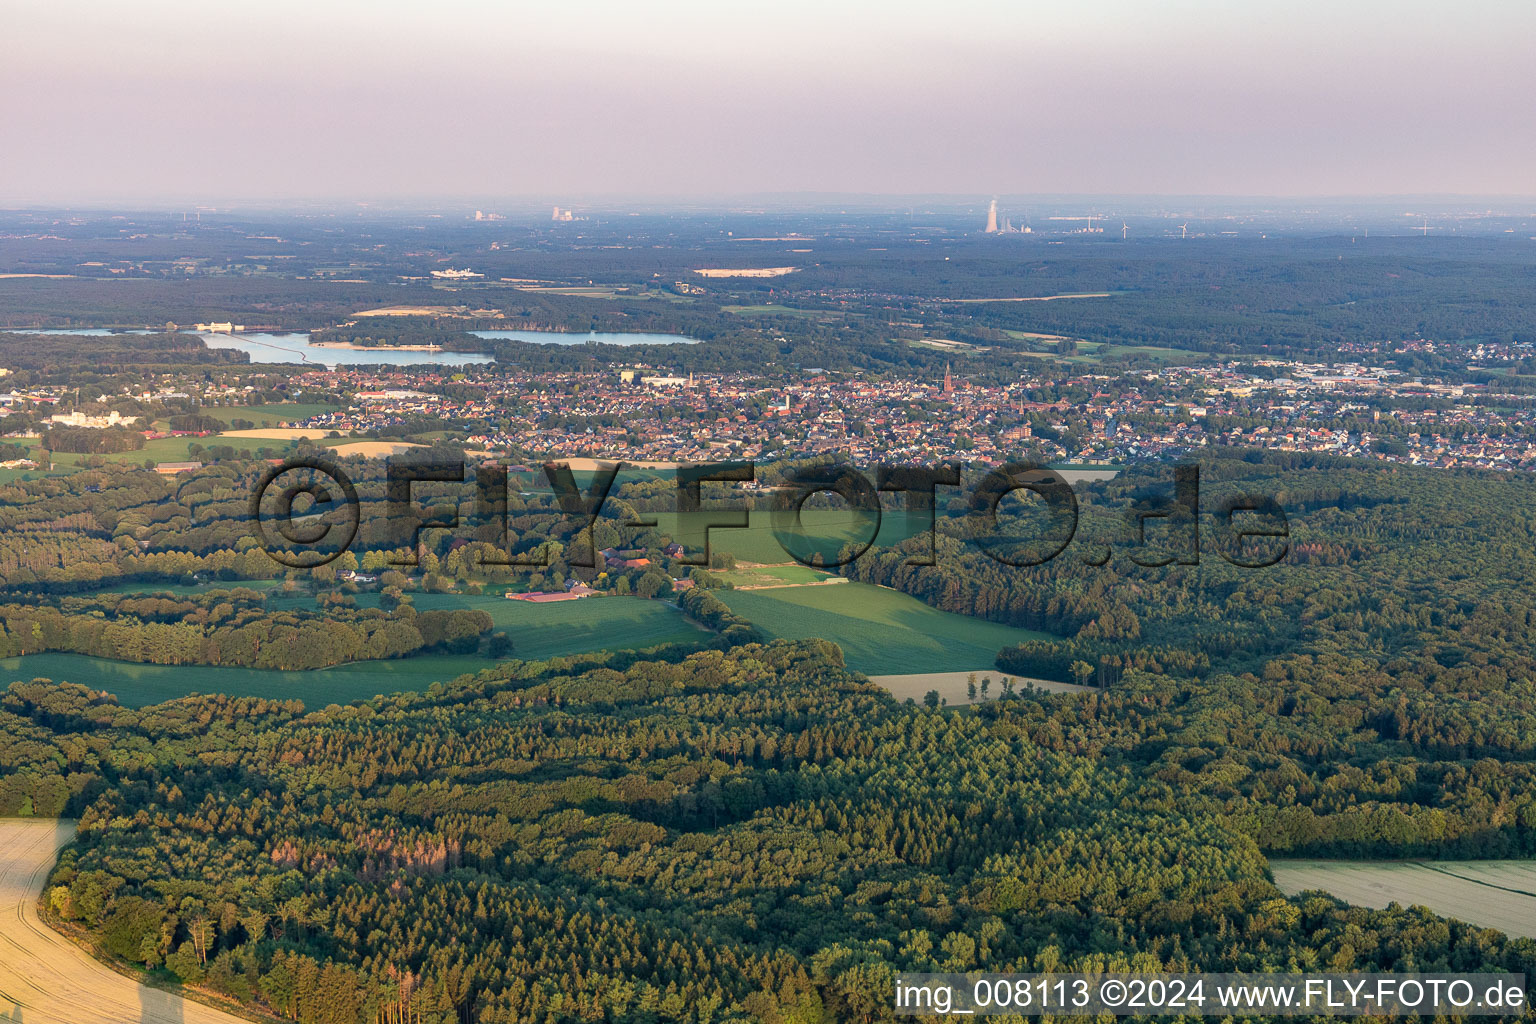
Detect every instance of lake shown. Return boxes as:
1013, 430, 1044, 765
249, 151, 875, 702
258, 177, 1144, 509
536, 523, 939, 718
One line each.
6, 327, 697, 365
5, 327, 491, 366
468, 329, 697, 346
196, 331, 494, 367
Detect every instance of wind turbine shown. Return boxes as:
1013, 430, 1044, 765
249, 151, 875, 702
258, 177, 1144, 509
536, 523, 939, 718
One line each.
1179, 223, 1189, 239
1421, 219, 1429, 236
1121, 221, 1129, 239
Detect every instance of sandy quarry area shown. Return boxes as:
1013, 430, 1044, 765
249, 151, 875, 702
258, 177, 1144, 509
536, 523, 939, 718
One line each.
0, 819, 248, 1024
691, 267, 798, 278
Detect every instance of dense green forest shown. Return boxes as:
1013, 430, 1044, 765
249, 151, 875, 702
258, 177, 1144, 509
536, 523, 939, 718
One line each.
0, 642, 1531, 1023
0, 331, 247, 369
8, 230, 1536, 377
0, 588, 495, 669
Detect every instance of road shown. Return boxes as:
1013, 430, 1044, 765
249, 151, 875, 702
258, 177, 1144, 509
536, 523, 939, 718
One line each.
0, 819, 248, 1024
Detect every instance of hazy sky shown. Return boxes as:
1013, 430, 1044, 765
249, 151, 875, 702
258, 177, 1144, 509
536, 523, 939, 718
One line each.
2, 0, 1533, 202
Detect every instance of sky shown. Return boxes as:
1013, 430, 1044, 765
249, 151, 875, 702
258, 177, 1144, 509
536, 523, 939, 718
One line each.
2, 0, 1533, 203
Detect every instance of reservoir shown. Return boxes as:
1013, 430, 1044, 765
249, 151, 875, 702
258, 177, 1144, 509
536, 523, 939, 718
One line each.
468, 329, 697, 346
196, 331, 494, 367
4, 328, 491, 367
6, 327, 697, 365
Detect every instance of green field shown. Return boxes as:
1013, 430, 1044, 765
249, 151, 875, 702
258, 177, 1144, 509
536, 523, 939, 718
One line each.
721, 304, 829, 318
718, 581, 1052, 675
20, 426, 407, 472
0, 468, 64, 484
720, 564, 833, 587
649, 508, 932, 564
0, 595, 706, 708
319, 591, 709, 645
22, 434, 294, 470
201, 403, 342, 427
98, 579, 280, 597
1005, 334, 1209, 366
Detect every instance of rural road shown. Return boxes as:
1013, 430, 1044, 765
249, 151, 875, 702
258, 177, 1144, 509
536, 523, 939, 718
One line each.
0, 819, 248, 1024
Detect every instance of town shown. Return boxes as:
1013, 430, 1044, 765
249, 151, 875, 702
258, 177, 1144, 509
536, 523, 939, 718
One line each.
5, 342, 1533, 476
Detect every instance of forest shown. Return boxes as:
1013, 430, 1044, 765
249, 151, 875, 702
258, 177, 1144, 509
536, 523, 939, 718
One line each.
0, 588, 496, 670
0, 448, 1533, 1021
0, 640, 1532, 1024
8, 224, 1536, 382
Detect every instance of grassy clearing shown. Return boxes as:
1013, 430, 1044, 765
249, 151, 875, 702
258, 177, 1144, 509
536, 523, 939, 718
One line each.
718, 582, 1052, 676
20, 427, 425, 472
908, 339, 989, 353
24, 434, 292, 470
262, 591, 709, 651
867, 669, 1094, 705
513, 285, 628, 298
649, 509, 932, 565
201, 403, 341, 427
389, 592, 708, 647
1004, 331, 1076, 341
0, 595, 706, 708
0, 468, 66, 484
720, 564, 834, 587
951, 292, 1115, 303
1005, 335, 1209, 366
721, 304, 828, 318
97, 579, 280, 597
1270, 860, 1536, 939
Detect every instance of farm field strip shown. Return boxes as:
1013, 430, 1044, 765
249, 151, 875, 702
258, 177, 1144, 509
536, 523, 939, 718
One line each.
648, 509, 933, 564
1270, 860, 1536, 939
0, 819, 247, 1024
867, 669, 1095, 705
718, 581, 1052, 676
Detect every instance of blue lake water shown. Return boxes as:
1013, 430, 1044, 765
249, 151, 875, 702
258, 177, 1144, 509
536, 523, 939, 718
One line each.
6, 328, 492, 367
196, 332, 494, 367
7, 327, 694, 364
468, 330, 697, 346
11, 328, 156, 335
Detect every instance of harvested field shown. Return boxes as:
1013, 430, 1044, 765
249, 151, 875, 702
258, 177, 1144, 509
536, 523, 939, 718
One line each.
217, 427, 328, 439
1270, 859, 1536, 939
326, 440, 424, 457
553, 457, 684, 471
868, 670, 1095, 705
0, 819, 248, 1023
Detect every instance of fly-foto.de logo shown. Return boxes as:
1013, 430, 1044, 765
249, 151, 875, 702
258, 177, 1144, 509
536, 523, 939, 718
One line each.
248, 458, 1289, 571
